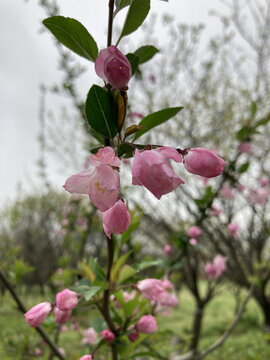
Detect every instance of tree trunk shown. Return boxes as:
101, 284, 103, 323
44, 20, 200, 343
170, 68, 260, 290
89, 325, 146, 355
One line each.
253, 287, 270, 332
189, 303, 205, 352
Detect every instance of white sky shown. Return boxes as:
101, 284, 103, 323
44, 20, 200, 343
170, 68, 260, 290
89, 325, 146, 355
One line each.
0, 0, 227, 206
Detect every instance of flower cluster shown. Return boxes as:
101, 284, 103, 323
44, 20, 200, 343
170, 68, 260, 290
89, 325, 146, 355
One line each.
205, 255, 227, 280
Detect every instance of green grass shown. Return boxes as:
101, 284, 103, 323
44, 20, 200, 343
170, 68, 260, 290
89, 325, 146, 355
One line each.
1, 284, 270, 359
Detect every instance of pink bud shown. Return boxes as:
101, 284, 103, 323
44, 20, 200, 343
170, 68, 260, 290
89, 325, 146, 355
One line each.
54, 307, 71, 324
183, 148, 226, 178
239, 142, 253, 154
80, 356, 92, 360
189, 238, 198, 246
164, 244, 172, 256
132, 148, 184, 199
249, 188, 269, 205
35, 348, 43, 357
82, 327, 97, 345
24, 302, 52, 327
237, 183, 246, 192
205, 255, 227, 280
56, 289, 78, 311
128, 330, 139, 342
102, 199, 130, 239
137, 315, 158, 334
101, 329, 115, 342
228, 223, 239, 237
95, 46, 132, 90
188, 226, 202, 238
137, 279, 165, 302
205, 263, 218, 280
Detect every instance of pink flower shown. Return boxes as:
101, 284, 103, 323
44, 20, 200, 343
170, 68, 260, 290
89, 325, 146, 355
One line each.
101, 329, 115, 342
56, 289, 78, 311
64, 164, 120, 212
137, 279, 165, 302
259, 177, 269, 187
137, 315, 158, 334
102, 199, 130, 238
220, 185, 235, 200
24, 302, 52, 327
239, 142, 253, 154
128, 330, 139, 342
228, 223, 239, 237
82, 327, 97, 345
183, 148, 226, 178
188, 226, 202, 238
89, 147, 121, 168
58, 348, 66, 356
80, 356, 92, 360
161, 278, 174, 291
54, 307, 71, 324
237, 183, 246, 192
95, 46, 132, 90
205, 255, 227, 280
189, 238, 198, 246
161, 293, 179, 308
249, 188, 269, 205
164, 244, 172, 256
132, 148, 184, 199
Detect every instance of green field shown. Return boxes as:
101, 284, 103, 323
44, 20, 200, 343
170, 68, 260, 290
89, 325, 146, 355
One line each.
1, 284, 270, 359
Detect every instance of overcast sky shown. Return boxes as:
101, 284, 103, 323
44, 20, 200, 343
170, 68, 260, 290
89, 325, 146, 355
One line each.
0, 0, 228, 206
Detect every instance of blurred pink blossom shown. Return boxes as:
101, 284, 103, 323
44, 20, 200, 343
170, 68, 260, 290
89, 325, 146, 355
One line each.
228, 223, 240, 237
189, 238, 198, 246
249, 188, 269, 205
137, 315, 158, 334
188, 226, 202, 238
137, 279, 165, 302
259, 177, 269, 187
164, 244, 172, 256
239, 142, 253, 154
220, 185, 235, 200
209, 205, 223, 216
101, 329, 115, 342
54, 307, 71, 324
82, 327, 97, 345
205, 255, 227, 280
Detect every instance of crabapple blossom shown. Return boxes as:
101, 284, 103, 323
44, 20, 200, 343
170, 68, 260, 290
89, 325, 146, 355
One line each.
102, 199, 130, 238
183, 148, 226, 178
228, 223, 240, 237
259, 177, 269, 187
24, 302, 52, 327
239, 142, 253, 154
249, 188, 270, 205
132, 147, 184, 199
89, 146, 121, 168
54, 307, 71, 324
209, 205, 223, 216
137, 279, 165, 302
101, 329, 115, 342
164, 244, 172, 256
56, 289, 78, 311
82, 327, 97, 345
137, 315, 158, 334
95, 46, 132, 90
189, 238, 198, 246
128, 330, 139, 342
188, 226, 202, 238
80, 356, 92, 360
220, 185, 235, 200
205, 255, 227, 280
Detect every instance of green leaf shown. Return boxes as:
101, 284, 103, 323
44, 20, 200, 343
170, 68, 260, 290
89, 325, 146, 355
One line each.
254, 115, 270, 129
117, 0, 151, 44
134, 45, 159, 64
238, 162, 250, 173
115, 0, 132, 14
133, 107, 184, 140
117, 143, 144, 158
125, 53, 140, 75
122, 297, 139, 317
43, 16, 98, 61
250, 101, 257, 117
84, 286, 102, 301
85, 85, 118, 139
134, 260, 163, 271
117, 265, 137, 284
111, 251, 133, 282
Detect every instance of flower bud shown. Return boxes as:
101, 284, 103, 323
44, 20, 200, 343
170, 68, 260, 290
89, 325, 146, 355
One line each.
95, 46, 132, 90
164, 244, 172, 256
228, 223, 239, 237
137, 315, 158, 334
239, 142, 252, 154
56, 289, 78, 311
188, 226, 201, 238
128, 330, 139, 342
102, 199, 130, 239
137, 279, 165, 302
101, 329, 115, 342
82, 327, 97, 345
80, 356, 92, 360
54, 307, 71, 324
183, 148, 226, 178
24, 302, 52, 327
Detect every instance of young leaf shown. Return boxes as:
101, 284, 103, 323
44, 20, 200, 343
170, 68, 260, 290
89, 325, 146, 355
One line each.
85, 85, 118, 139
115, 0, 132, 14
133, 107, 184, 140
117, 265, 137, 284
117, 0, 151, 44
134, 45, 159, 64
125, 53, 140, 75
111, 251, 132, 282
43, 16, 98, 61
84, 286, 102, 301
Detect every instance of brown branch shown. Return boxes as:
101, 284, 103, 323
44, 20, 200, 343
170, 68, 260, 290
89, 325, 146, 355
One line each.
0, 269, 65, 360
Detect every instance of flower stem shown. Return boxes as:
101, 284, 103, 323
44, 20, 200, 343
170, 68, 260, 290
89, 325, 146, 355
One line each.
107, 0, 115, 47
